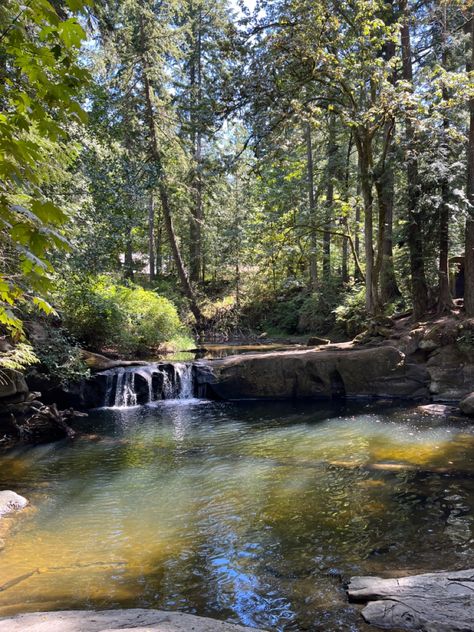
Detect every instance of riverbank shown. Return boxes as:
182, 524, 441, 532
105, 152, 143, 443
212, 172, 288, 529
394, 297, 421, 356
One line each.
0, 609, 265, 631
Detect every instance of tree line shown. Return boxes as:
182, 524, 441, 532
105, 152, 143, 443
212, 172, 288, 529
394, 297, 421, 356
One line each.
1, 0, 474, 343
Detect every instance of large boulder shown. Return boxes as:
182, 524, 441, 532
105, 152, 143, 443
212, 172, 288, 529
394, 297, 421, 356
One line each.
0, 490, 28, 517
197, 345, 430, 401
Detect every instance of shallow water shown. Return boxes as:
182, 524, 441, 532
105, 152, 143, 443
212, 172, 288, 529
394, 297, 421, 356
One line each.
0, 400, 473, 631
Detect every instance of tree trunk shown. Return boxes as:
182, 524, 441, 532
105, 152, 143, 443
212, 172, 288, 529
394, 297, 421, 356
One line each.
305, 122, 318, 288
400, 0, 429, 319
189, 9, 203, 284
375, 15, 401, 304
323, 113, 336, 281
155, 205, 163, 276
139, 21, 203, 325
464, 11, 474, 316
148, 192, 155, 283
124, 228, 134, 281
437, 6, 454, 313
355, 132, 376, 313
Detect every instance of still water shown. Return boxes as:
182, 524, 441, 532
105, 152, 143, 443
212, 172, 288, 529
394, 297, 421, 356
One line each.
0, 400, 473, 631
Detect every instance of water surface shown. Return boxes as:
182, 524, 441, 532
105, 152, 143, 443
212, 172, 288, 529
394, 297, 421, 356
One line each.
0, 400, 473, 631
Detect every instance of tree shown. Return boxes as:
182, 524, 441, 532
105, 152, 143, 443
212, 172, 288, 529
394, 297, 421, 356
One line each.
0, 0, 89, 336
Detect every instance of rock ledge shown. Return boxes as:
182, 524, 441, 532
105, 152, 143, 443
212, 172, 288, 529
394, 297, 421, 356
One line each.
0, 609, 266, 632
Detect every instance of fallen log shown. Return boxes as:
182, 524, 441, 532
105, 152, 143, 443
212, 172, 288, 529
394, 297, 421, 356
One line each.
347, 568, 474, 631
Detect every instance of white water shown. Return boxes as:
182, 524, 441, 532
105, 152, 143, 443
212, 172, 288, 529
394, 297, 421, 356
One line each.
101, 363, 195, 409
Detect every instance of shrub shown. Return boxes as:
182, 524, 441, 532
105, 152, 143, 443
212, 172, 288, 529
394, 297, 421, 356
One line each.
104, 284, 182, 352
334, 284, 368, 338
56, 276, 186, 354
58, 276, 124, 349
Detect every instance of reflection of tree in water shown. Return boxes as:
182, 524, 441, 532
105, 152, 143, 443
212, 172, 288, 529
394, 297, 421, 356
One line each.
0, 402, 473, 630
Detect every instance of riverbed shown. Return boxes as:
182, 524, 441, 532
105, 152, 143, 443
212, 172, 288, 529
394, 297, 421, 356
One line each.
0, 400, 473, 631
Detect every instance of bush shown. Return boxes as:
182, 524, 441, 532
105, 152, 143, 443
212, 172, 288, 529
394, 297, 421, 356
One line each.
58, 276, 124, 349
334, 284, 368, 338
103, 284, 182, 351
57, 276, 186, 354
30, 324, 90, 386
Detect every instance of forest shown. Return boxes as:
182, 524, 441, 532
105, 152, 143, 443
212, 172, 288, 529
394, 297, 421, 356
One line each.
1, 3, 474, 632
0, 0, 473, 370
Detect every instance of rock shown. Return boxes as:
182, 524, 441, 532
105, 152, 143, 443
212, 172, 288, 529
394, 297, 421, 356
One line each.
0, 491, 28, 517
427, 344, 474, 401
197, 345, 430, 401
0, 369, 28, 400
417, 404, 458, 416
459, 392, 474, 416
0, 609, 266, 632
80, 350, 149, 372
347, 568, 474, 631
307, 336, 330, 346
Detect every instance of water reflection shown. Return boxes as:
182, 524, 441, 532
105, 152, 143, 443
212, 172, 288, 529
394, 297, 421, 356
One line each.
0, 401, 473, 631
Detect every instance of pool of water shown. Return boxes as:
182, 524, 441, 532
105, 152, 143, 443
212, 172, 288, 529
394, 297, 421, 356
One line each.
0, 400, 473, 631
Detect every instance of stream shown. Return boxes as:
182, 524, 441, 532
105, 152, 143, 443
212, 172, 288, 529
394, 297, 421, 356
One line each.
0, 394, 473, 630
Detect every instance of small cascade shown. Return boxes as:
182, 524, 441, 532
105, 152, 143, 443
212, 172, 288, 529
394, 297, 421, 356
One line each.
99, 363, 195, 408
175, 363, 194, 399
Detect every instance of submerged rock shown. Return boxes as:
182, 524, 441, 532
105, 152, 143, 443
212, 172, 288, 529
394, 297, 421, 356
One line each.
0, 491, 28, 517
0, 609, 266, 632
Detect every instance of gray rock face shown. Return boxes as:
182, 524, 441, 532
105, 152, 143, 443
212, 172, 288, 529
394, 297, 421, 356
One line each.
0, 490, 28, 516
347, 569, 474, 631
459, 392, 474, 416
197, 345, 430, 401
0, 609, 266, 632
426, 344, 474, 401
0, 369, 28, 400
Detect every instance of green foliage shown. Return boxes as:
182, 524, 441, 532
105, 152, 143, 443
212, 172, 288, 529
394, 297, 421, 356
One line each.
31, 325, 89, 386
298, 281, 345, 334
0, 342, 38, 371
334, 284, 368, 338
102, 284, 183, 352
58, 276, 125, 349
0, 0, 89, 335
58, 276, 187, 354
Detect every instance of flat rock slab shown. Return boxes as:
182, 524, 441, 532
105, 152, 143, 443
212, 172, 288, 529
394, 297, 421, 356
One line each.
0, 609, 266, 632
347, 569, 474, 631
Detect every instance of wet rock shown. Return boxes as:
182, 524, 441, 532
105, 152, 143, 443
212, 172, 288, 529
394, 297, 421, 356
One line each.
0, 491, 28, 517
0, 609, 265, 632
417, 404, 458, 416
459, 392, 474, 416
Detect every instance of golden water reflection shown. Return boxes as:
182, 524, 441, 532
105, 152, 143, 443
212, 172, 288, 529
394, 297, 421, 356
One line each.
0, 400, 473, 631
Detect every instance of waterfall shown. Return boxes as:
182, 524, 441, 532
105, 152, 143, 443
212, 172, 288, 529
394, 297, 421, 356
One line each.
99, 363, 195, 408
175, 363, 194, 399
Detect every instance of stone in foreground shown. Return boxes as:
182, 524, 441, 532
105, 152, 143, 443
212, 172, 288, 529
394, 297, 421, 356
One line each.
0, 491, 28, 517
347, 568, 474, 631
0, 609, 266, 632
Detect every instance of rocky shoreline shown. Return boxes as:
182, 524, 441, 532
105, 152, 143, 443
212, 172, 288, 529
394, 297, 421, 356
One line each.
0, 609, 265, 632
